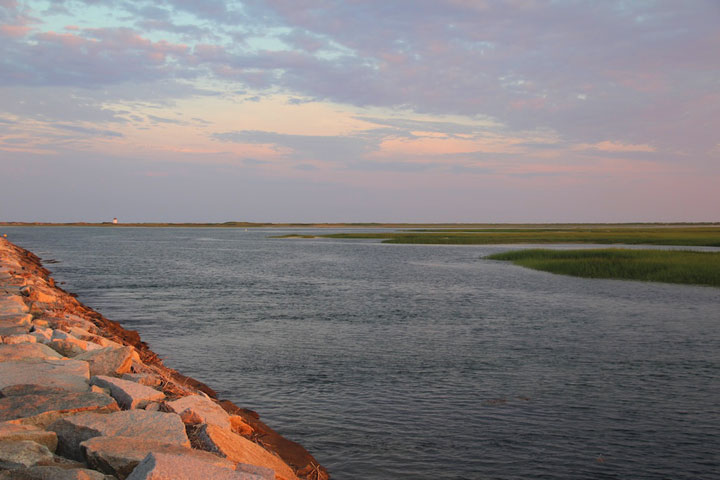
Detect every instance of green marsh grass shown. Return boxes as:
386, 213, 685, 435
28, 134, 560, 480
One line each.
487, 249, 720, 288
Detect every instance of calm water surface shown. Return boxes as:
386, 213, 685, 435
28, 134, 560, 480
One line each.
5, 227, 720, 479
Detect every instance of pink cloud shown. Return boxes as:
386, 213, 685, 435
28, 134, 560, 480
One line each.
0, 24, 30, 37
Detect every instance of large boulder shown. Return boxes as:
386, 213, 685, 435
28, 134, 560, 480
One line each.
0, 359, 90, 393
81, 436, 235, 479
126, 452, 272, 480
49, 410, 189, 461
0, 392, 118, 427
90, 376, 164, 410
165, 395, 231, 429
75, 347, 135, 377
196, 424, 299, 480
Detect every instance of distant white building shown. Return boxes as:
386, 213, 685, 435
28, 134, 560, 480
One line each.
112, 218, 118, 224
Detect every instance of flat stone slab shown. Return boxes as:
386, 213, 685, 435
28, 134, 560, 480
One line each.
0, 440, 54, 470
76, 347, 134, 377
0, 466, 114, 479
126, 452, 271, 480
166, 395, 231, 429
49, 410, 190, 461
0, 423, 58, 452
197, 424, 299, 480
0, 359, 90, 393
0, 392, 118, 427
0, 296, 30, 317
90, 376, 164, 410
81, 436, 235, 479
0, 344, 63, 362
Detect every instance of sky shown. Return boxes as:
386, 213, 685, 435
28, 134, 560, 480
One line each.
0, 0, 718, 223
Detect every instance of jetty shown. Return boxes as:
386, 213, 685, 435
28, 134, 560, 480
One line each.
0, 237, 328, 479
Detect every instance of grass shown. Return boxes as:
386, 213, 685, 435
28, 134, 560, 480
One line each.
487, 248, 720, 288
318, 227, 720, 247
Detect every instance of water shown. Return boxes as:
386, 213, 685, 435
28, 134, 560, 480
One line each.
4, 227, 720, 479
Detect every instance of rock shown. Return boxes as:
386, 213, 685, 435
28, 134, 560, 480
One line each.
126, 452, 271, 480
0, 344, 63, 362
48, 338, 100, 357
90, 376, 164, 410
75, 347, 134, 377
0, 466, 113, 479
28, 327, 53, 344
0, 392, 118, 427
68, 328, 121, 349
121, 374, 162, 388
165, 395, 231, 429
81, 436, 235, 479
0, 328, 30, 338
1, 335, 37, 345
1, 385, 70, 397
230, 416, 254, 437
0, 440, 54, 469
49, 410, 189, 461
0, 359, 90, 393
0, 296, 30, 317
0, 423, 57, 452
196, 424, 299, 480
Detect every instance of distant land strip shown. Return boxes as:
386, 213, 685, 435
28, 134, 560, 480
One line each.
2, 222, 719, 229
278, 226, 720, 247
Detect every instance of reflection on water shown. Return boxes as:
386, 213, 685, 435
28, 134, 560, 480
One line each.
6, 227, 720, 480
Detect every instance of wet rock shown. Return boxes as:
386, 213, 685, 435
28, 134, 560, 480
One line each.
49, 410, 189, 461
75, 346, 134, 377
166, 394, 231, 429
196, 424, 299, 480
0, 440, 54, 469
81, 435, 235, 479
0, 466, 113, 479
90, 376, 164, 410
0, 359, 90, 393
126, 452, 271, 480
0, 391, 118, 427
0, 343, 63, 362
0, 423, 57, 452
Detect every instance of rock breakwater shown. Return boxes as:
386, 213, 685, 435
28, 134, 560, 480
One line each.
0, 237, 328, 480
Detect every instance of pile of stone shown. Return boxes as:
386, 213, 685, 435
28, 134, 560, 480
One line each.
0, 237, 327, 480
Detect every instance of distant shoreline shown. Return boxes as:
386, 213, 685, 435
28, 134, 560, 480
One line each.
2, 222, 719, 228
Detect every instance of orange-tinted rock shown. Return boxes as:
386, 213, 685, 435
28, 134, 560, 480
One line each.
81, 435, 234, 479
126, 452, 272, 480
0, 423, 57, 452
49, 410, 190, 461
0, 392, 118, 427
0, 466, 113, 479
0, 359, 90, 393
196, 424, 299, 480
0, 344, 63, 362
90, 376, 164, 410
165, 395, 231, 429
75, 347, 134, 377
